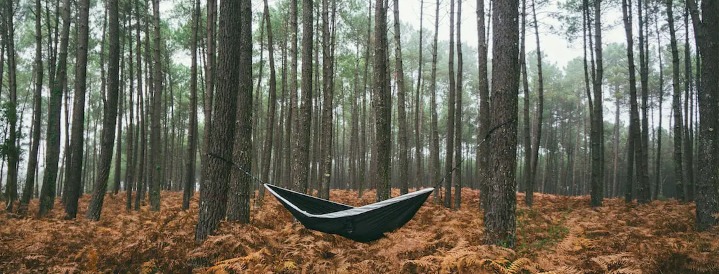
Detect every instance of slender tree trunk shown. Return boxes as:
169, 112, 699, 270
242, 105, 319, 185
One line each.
453, 0, 463, 209
476, 0, 490, 211
126, 1, 136, 211
526, 0, 545, 207
86, 0, 120, 221
201, 0, 217, 188
653, 11, 663, 200
665, 0, 691, 201
147, 0, 163, 211
622, 0, 641, 203
258, 0, 277, 204
183, 0, 200, 210
683, 1, 693, 201
636, 0, 650, 204
286, 0, 298, 188
429, 0, 441, 202
520, 0, 531, 202
414, 0, 424, 191
62, 0, 90, 218
590, 0, 604, 207
1, 0, 19, 211
484, 0, 520, 247
392, 0, 409, 196
444, 0, 456, 208
20, 0, 45, 212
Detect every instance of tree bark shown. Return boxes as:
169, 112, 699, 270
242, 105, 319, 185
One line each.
414, 0, 424, 191
20, 0, 44, 212
636, 0, 650, 204
665, 0, 686, 201
392, 0, 409, 196
86, 0, 121, 221
453, 0, 463, 209
484, 0, 519, 247
686, 0, 719, 231
183, 0, 200, 210
373, 0, 391, 201
292, 0, 314, 194
226, 0, 253, 223
476, 0, 490, 211
62, 0, 90, 218
429, 0, 441, 202
590, 0, 604, 207
444, 0, 456, 208
148, 0, 163, 211
1, 0, 19, 212
622, 0, 641, 203
195, 0, 243, 241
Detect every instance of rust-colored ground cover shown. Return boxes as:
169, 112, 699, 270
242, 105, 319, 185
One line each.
1, 189, 717, 273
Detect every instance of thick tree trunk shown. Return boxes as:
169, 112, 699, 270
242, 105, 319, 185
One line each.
476, 0, 490, 211
292, 0, 314, 194
590, 0, 604, 207
484, 0, 519, 247
318, 0, 334, 199
226, 0, 253, 223
195, 0, 243, 241
373, 0, 391, 201
687, 0, 719, 231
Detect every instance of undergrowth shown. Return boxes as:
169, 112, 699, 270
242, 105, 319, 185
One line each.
0, 189, 716, 273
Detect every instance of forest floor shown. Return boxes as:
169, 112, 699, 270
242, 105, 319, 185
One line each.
1, 189, 718, 273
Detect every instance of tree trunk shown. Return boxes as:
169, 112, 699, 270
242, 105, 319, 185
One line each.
20, 0, 44, 212
62, 0, 90, 218
226, 0, 253, 223
195, 0, 243, 241
292, 0, 314, 194
453, 0, 463, 209
147, 0, 163, 211
86, 0, 120, 221
373, 0, 391, 201
126, 0, 136, 211
683, 1, 694, 201
183, 0, 200, 210
259, 0, 277, 204
1, 0, 19, 212
201, 0, 217, 188
653, 11, 663, 200
392, 0, 409, 196
636, 0, 650, 204
444, 0, 456, 208
520, 0, 531, 203
527, 0, 545, 207
622, 0, 641, 203
429, 0, 441, 202
590, 0, 604, 207
484, 0, 519, 247
686, 0, 719, 231
414, 0, 424, 191
476, 0, 490, 211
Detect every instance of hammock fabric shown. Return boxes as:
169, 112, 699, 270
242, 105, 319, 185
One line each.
264, 184, 434, 242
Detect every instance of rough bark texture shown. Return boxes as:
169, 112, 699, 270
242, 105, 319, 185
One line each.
292, 0, 314, 194
285, 0, 298, 189
476, 0, 490, 211
484, 0, 519, 248
372, 0, 391, 202
636, 0, 650, 204
227, 0, 252, 223
195, 0, 242, 242
392, 0, 409, 196
687, 0, 719, 231
86, 0, 121, 221
62, 0, 90, 219
2, 0, 19, 212
318, 0, 334, 199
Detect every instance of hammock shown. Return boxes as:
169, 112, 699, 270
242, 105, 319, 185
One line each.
264, 184, 434, 242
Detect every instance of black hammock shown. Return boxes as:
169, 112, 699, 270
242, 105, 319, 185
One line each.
264, 184, 434, 242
